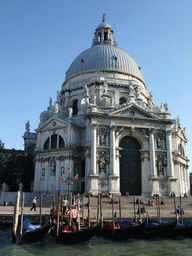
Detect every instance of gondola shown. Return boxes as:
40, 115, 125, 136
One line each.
50, 221, 101, 244
98, 218, 148, 240
115, 217, 177, 238
19, 219, 51, 244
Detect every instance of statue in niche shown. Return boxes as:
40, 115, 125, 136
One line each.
61, 166, 65, 176
41, 168, 45, 177
99, 153, 106, 173
100, 134, 106, 145
157, 160, 164, 176
50, 162, 56, 175
157, 138, 164, 149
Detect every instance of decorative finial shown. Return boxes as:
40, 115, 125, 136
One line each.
102, 13, 107, 22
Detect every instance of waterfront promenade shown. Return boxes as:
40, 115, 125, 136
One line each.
0, 195, 192, 224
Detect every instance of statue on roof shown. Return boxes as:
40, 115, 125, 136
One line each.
102, 13, 107, 22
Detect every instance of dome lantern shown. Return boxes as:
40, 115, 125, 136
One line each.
92, 13, 117, 47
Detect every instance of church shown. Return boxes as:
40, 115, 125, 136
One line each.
24, 15, 190, 197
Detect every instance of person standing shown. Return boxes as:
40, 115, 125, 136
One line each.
30, 197, 37, 211
62, 196, 68, 215
70, 205, 78, 225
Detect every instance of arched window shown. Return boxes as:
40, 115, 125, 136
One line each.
59, 135, 64, 148
44, 138, 49, 150
73, 100, 78, 115
51, 135, 57, 149
119, 97, 126, 105
43, 135, 65, 150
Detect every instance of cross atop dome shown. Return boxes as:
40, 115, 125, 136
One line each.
92, 14, 117, 47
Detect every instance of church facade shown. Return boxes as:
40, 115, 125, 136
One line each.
25, 16, 190, 196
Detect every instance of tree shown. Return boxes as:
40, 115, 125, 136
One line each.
0, 149, 34, 191
0, 140, 5, 149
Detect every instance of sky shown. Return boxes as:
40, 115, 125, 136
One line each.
1, 0, 192, 171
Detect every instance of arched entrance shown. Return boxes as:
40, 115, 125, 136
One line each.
119, 136, 141, 195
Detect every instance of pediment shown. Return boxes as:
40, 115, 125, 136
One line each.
109, 103, 158, 120
35, 117, 71, 132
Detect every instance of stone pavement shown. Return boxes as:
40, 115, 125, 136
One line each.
0, 195, 192, 221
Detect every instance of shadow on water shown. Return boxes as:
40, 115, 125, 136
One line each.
0, 229, 192, 256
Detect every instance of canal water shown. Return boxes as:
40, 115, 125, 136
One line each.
0, 228, 192, 256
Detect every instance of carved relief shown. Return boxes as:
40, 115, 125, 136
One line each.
159, 179, 167, 190
99, 179, 108, 188
50, 160, 56, 176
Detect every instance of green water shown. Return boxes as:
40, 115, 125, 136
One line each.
1, 228, 192, 256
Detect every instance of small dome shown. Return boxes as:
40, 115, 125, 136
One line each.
97, 21, 111, 30
65, 45, 145, 84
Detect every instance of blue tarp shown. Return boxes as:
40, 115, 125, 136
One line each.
22, 218, 42, 231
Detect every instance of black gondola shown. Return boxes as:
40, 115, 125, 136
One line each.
115, 217, 177, 238
19, 222, 51, 244
50, 221, 101, 244
98, 218, 148, 240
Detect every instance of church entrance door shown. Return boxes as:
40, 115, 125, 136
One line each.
120, 136, 141, 195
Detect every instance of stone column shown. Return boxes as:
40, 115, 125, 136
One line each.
90, 124, 97, 174
149, 129, 159, 195
166, 130, 177, 195
55, 156, 61, 192
88, 124, 99, 195
141, 152, 150, 196
166, 130, 174, 177
110, 126, 116, 175
149, 129, 156, 177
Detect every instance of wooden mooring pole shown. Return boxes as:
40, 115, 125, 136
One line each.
180, 195, 183, 226
88, 194, 91, 228
133, 195, 137, 223
20, 192, 25, 236
77, 193, 80, 231
112, 194, 115, 236
97, 193, 100, 222
82, 193, 84, 221
56, 192, 61, 243
40, 195, 42, 226
12, 191, 20, 244
119, 198, 121, 220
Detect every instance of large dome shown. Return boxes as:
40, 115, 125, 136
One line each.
65, 45, 144, 83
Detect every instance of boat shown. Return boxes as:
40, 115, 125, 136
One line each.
50, 221, 102, 244
115, 217, 177, 238
98, 218, 148, 240
19, 218, 51, 244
